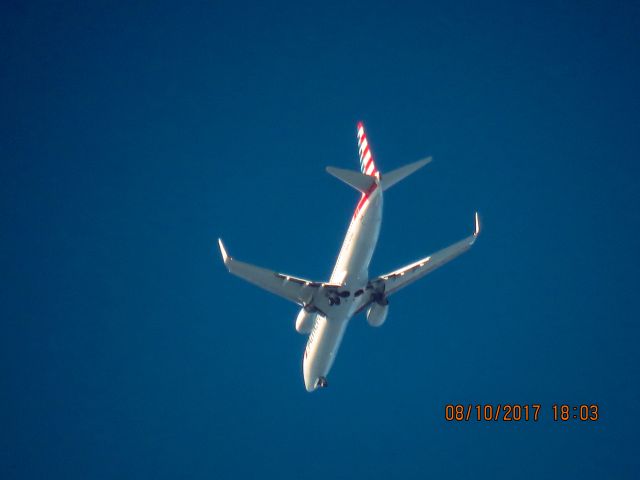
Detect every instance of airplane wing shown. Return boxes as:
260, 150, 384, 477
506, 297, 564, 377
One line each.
217, 239, 341, 308
373, 213, 480, 297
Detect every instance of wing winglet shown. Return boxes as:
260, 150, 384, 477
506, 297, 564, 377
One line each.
218, 238, 230, 264
474, 212, 480, 237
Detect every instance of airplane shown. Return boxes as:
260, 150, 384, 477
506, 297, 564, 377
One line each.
217, 122, 480, 391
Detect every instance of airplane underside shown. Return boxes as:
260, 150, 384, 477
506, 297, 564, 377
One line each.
218, 122, 479, 391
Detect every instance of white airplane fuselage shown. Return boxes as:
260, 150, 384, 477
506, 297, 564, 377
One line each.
219, 122, 478, 392
303, 184, 383, 391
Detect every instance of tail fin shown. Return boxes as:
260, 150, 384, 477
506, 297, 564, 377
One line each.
357, 122, 379, 178
355, 121, 431, 191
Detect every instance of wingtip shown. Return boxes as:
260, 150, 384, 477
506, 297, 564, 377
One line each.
217, 238, 229, 263
474, 212, 481, 237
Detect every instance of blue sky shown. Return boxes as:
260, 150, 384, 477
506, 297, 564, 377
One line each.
2, 1, 639, 478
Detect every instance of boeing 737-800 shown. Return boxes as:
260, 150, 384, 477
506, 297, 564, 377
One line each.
218, 122, 479, 391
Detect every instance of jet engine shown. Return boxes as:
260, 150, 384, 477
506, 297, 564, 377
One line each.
366, 303, 389, 327
295, 308, 317, 334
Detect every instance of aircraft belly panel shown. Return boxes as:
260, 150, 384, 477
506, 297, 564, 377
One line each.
332, 193, 383, 286
303, 315, 349, 391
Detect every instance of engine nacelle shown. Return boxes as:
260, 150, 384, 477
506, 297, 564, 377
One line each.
295, 308, 317, 334
366, 303, 389, 327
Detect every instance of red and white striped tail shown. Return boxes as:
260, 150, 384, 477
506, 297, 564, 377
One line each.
357, 122, 379, 178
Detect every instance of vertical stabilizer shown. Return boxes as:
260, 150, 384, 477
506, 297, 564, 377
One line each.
357, 122, 379, 178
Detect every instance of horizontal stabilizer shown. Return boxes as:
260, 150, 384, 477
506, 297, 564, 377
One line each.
326, 166, 377, 193
380, 157, 432, 191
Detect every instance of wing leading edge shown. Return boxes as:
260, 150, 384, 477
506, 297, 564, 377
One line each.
374, 213, 480, 296
217, 239, 341, 307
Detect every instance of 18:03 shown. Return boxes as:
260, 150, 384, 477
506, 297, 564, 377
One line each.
552, 404, 599, 421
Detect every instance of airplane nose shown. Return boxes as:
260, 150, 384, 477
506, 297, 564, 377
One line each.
303, 353, 316, 392
305, 379, 316, 392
